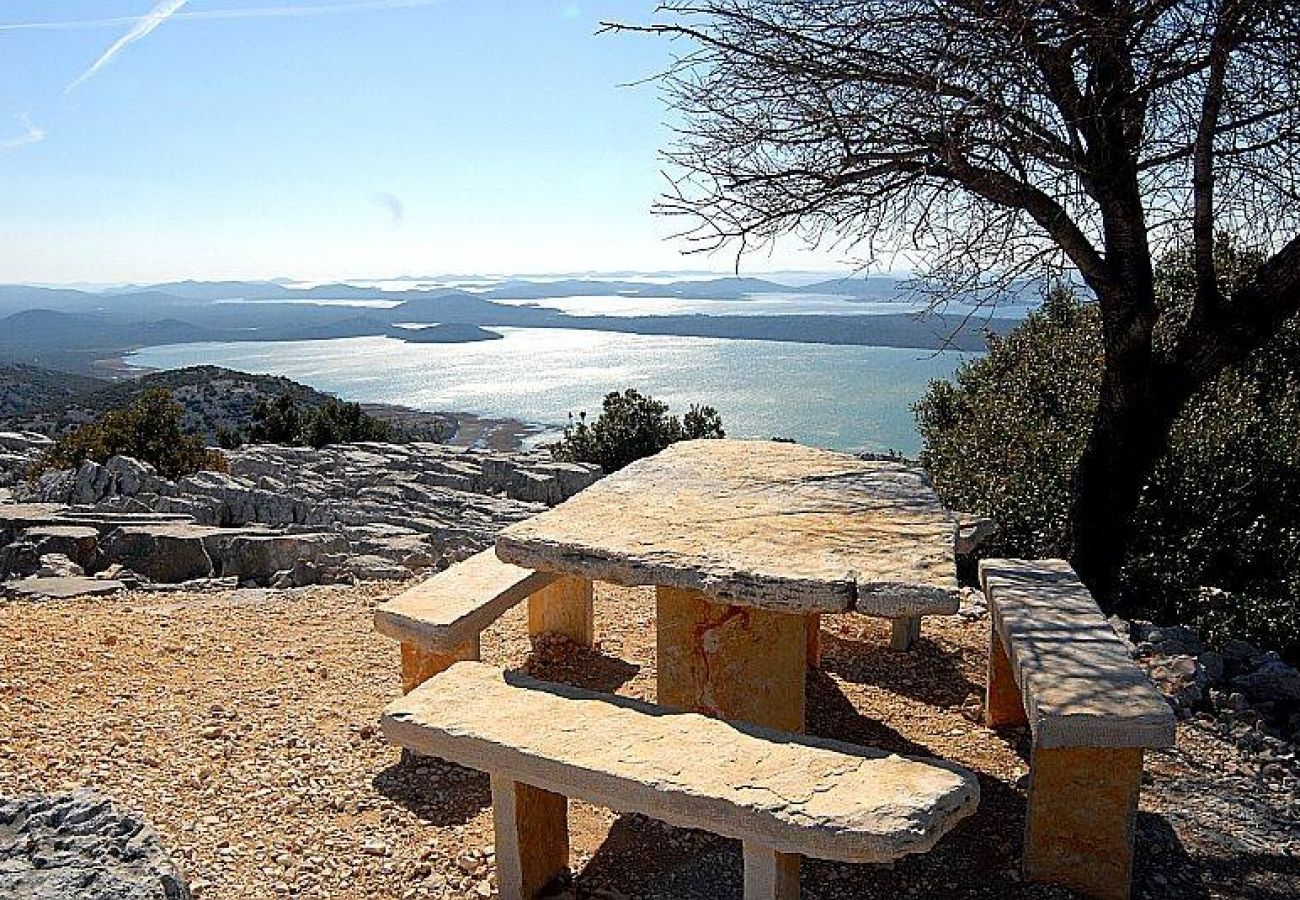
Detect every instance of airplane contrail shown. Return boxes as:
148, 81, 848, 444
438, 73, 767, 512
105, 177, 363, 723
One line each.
3, 0, 443, 34
67, 0, 190, 92
0, 113, 45, 153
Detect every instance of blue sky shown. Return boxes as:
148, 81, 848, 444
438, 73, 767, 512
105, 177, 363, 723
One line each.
0, 1, 842, 283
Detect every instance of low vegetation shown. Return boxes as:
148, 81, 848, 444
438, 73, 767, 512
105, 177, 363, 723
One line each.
33, 388, 227, 480
244, 393, 399, 449
917, 242, 1300, 661
546, 388, 724, 472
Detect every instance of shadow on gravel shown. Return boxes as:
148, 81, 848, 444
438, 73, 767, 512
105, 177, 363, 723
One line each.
522, 644, 642, 695
564, 813, 739, 900
819, 628, 982, 707
805, 668, 937, 757
371, 753, 491, 826
1135, 812, 1212, 899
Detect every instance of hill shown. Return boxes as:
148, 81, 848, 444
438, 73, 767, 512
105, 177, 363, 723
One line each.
0, 364, 455, 443
0, 364, 109, 427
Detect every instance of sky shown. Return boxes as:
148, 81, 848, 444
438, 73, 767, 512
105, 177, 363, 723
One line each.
0, 0, 846, 283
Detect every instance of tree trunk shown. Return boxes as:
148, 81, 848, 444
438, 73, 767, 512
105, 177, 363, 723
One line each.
1066, 380, 1174, 605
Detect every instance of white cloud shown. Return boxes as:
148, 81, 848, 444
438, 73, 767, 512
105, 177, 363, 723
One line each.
0, 113, 46, 153
67, 0, 190, 93
372, 192, 405, 227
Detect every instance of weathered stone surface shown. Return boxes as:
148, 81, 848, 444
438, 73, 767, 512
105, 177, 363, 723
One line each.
221, 532, 349, 585
342, 554, 410, 582
656, 586, 807, 732
1023, 746, 1144, 900
980, 558, 1177, 749
0, 788, 190, 899
374, 548, 556, 650
3, 575, 125, 600
35, 553, 83, 578
527, 575, 594, 646
24, 525, 100, 571
102, 524, 214, 584
11, 444, 599, 575
382, 662, 979, 864
498, 439, 958, 616
0, 504, 66, 545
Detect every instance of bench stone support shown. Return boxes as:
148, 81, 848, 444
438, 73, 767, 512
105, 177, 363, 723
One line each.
527, 575, 594, 646
1024, 746, 1144, 900
742, 842, 800, 900
400, 637, 480, 694
491, 775, 569, 900
656, 586, 807, 733
890, 615, 922, 651
805, 614, 822, 670
984, 626, 1028, 727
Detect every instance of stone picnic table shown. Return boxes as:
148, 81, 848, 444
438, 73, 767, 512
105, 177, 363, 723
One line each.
496, 439, 959, 733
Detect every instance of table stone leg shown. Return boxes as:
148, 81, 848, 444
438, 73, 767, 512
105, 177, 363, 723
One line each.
491, 775, 569, 900
805, 614, 822, 670
527, 575, 594, 646
743, 842, 800, 900
1023, 746, 1144, 900
985, 625, 1028, 727
890, 615, 922, 650
400, 637, 480, 694
655, 586, 807, 733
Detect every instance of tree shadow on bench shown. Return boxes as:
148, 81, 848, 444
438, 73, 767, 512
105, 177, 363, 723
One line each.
371, 753, 491, 827
819, 629, 982, 708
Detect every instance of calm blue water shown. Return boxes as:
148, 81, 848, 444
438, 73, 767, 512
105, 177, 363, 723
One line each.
127, 327, 974, 455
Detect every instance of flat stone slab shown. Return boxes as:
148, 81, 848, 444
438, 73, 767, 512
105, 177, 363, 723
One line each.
3, 575, 125, 600
383, 662, 979, 863
980, 559, 1177, 750
374, 548, 556, 649
497, 440, 958, 615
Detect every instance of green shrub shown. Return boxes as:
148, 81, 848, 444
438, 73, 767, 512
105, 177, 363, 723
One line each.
248, 394, 301, 444
916, 248, 1300, 661
546, 388, 724, 472
247, 393, 397, 448
299, 398, 396, 448
34, 387, 227, 480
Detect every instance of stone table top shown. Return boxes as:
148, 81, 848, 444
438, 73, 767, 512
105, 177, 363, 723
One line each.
496, 440, 958, 615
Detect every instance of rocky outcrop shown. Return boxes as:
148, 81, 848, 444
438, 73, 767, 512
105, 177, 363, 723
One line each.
0, 789, 190, 899
1101, 617, 1300, 788
1, 442, 601, 597
0, 431, 51, 490
101, 525, 216, 584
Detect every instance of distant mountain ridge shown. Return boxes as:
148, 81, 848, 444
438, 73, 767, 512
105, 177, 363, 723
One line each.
0, 275, 1026, 375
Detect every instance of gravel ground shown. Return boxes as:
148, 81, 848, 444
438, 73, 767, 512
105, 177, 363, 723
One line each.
1, 582, 1296, 899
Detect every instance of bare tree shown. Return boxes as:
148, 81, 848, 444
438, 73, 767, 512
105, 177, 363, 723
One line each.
608, 0, 1300, 601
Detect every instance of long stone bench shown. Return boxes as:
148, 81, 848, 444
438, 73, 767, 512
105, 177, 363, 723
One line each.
382, 662, 980, 900
980, 559, 1177, 900
374, 548, 595, 692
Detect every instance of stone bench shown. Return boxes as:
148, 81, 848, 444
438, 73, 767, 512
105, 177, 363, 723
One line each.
980, 559, 1177, 900
374, 548, 596, 692
382, 662, 980, 900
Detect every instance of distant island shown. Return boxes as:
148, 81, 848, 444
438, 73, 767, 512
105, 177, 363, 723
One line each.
0, 275, 1027, 375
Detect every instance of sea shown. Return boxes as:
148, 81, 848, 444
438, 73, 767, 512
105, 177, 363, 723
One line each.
126, 283, 1019, 456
